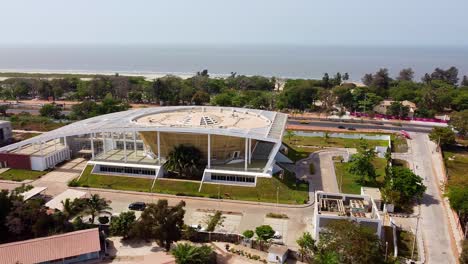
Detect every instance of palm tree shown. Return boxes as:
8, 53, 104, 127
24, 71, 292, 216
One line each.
285, 130, 296, 143
83, 194, 112, 224
163, 145, 204, 179
171, 243, 214, 264
324, 132, 330, 143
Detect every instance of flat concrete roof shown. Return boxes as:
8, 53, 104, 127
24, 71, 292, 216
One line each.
135, 107, 271, 130
10, 138, 66, 156
0, 106, 287, 153
45, 189, 87, 211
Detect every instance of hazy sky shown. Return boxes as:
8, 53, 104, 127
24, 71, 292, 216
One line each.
1, 0, 468, 46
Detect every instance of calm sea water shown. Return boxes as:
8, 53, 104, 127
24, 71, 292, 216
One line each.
0, 45, 467, 80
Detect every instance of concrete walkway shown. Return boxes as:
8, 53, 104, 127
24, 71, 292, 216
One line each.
296, 148, 355, 195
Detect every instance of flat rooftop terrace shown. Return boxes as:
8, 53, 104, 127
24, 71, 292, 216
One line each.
317, 194, 375, 219
10, 139, 66, 156
135, 107, 272, 130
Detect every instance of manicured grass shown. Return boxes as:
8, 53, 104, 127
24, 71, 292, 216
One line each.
284, 135, 388, 149
334, 158, 387, 194
76, 166, 309, 204
0, 169, 47, 181
282, 142, 319, 162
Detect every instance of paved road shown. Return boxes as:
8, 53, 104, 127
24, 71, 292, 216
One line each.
288, 120, 433, 133
406, 133, 457, 263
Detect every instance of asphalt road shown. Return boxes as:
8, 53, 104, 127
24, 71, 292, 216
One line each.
404, 133, 457, 263
288, 119, 433, 133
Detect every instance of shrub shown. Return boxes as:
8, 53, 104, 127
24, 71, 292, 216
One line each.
68, 179, 79, 187
266, 212, 289, 219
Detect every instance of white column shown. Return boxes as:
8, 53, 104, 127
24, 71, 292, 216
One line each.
207, 134, 211, 169
90, 134, 95, 160
123, 133, 127, 163
102, 133, 106, 154
64, 136, 67, 147
244, 138, 248, 171
157, 131, 161, 165
133, 131, 137, 157
248, 138, 252, 164
54, 139, 57, 151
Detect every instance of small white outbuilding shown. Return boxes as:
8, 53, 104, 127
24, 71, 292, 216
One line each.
267, 244, 288, 264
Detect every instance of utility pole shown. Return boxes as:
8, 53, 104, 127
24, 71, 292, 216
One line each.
411, 205, 420, 260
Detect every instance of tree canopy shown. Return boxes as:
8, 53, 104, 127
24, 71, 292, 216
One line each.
317, 220, 383, 264
130, 199, 186, 251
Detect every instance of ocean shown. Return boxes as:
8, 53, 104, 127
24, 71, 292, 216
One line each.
0, 44, 467, 81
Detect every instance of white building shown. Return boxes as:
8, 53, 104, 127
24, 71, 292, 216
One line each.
0, 106, 287, 187
313, 191, 382, 240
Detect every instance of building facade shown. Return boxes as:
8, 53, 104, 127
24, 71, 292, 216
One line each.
0, 106, 287, 186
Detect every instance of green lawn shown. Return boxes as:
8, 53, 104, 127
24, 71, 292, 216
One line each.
444, 150, 468, 191
283, 142, 320, 162
285, 135, 389, 149
0, 169, 47, 181
75, 166, 309, 204
334, 158, 387, 194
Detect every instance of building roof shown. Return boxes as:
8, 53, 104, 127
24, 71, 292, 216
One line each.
0, 106, 287, 153
20, 186, 47, 201
0, 228, 100, 264
380, 100, 416, 108
361, 187, 382, 201
45, 189, 87, 211
268, 244, 289, 255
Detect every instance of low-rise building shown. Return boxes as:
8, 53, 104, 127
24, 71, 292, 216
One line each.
267, 244, 288, 263
0, 228, 101, 264
313, 191, 382, 240
373, 100, 417, 118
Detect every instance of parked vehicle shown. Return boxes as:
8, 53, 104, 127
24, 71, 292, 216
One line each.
347, 127, 356, 131
128, 202, 146, 211
338, 126, 345, 129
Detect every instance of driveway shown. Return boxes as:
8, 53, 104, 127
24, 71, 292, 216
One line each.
32, 158, 87, 196
297, 148, 355, 194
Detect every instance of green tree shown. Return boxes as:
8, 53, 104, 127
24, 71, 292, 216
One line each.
450, 110, 468, 137
314, 251, 340, 264
39, 104, 62, 119
0, 104, 9, 116
255, 225, 275, 242
285, 130, 296, 143
83, 194, 112, 224
242, 229, 254, 239
386, 102, 410, 118
171, 243, 215, 264
348, 142, 377, 184
460, 240, 468, 264
191, 90, 210, 105
130, 200, 186, 251
397, 68, 414, 81
318, 220, 383, 264
296, 232, 316, 262
429, 127, 456, 147
163, 145, 204, 179
383, 167, 426, 209
110, 211, 136, 238
446, 186, 468, 217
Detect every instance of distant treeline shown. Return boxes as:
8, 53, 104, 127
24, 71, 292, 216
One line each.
0, 67, 467, 120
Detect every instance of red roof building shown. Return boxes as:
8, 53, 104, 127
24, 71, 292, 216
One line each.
0, 228, 101, 264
